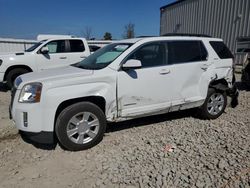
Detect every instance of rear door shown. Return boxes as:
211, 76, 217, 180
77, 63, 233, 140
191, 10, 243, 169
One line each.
67, 39, 90, 63
166, 40, 211, 107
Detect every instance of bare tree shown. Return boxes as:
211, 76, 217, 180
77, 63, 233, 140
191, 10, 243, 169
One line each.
82, 26, 92, 40
123, 23, 135, 39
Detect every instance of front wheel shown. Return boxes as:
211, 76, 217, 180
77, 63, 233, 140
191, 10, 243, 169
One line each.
6, 68, 29, 89
198, 88, 227, 119
55, 102, 107, 151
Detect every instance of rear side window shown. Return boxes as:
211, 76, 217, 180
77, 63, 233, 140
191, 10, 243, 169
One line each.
209, 41, 234, 59
168, 41, 207, 64
69, 40, 85, 52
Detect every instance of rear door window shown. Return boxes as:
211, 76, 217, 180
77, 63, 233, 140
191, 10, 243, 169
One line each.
69, 40, 85, 52
168, 41, 207, 64
209, 41, 234, 59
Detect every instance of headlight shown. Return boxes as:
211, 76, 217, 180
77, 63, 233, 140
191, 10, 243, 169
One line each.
0, 59, 2, 66
19, 83, 42, 103
14, 76, 22, 88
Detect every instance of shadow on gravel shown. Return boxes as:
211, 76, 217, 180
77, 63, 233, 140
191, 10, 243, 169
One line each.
0, 133, 19, 142
236, 81, 250, 91
0, 83, 9, 92
20, 132, 57, 150
106, 109, 196, 133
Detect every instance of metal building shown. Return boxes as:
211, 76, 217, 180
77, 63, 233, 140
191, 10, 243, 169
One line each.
160, 0, 250, 64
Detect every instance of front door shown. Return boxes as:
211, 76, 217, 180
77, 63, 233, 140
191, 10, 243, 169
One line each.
117, 42, 174, 118
36, 40, 70, 70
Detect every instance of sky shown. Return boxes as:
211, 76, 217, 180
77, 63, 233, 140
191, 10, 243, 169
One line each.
0, 0, 175, 40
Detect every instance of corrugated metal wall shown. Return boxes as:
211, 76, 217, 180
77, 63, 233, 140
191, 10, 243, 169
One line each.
0, 38, 37, 54
160, 0, 250, 52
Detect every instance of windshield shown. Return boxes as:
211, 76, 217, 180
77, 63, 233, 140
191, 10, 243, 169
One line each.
25, 40, 46, 52
73, 43, 132, 70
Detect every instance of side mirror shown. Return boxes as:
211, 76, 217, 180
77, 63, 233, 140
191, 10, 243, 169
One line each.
122, 59, 142, 69
40, 46, 49, 54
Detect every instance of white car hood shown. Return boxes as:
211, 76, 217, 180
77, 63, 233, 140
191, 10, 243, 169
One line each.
19, 66, 93, 86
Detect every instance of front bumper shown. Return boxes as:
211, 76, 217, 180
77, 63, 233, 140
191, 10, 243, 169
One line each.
10, 88, 54, 132
10, 89, 55, 144
19, 130, 54, 144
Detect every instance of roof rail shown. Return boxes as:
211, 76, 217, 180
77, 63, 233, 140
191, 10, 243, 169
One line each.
162, 33, 212, 38
136, 36, 156, 38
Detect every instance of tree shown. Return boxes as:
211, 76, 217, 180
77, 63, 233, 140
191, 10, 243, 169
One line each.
82, 26, 92, 40
103, 32, 112, 40
123, 23, 135, 39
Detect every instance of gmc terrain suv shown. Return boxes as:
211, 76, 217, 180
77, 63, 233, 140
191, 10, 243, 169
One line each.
10, 35, 238, 151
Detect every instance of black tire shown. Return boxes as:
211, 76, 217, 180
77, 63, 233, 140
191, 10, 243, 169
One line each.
55, 102, 107, 151
198, 88, 227, 119
6, 68, 29, 89
241, 66, 250, 88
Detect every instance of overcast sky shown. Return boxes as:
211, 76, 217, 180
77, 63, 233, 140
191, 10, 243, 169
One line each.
0, 0, 175, 40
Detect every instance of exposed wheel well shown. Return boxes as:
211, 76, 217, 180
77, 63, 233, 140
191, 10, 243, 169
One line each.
54, 96, 106, 127
4, 65, 33, 81
209, 79, 229, 92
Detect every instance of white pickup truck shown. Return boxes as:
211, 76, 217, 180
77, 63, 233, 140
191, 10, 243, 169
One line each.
0, 36, 91, 88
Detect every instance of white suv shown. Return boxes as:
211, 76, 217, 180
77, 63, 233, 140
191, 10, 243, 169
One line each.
10, 35, 238, 151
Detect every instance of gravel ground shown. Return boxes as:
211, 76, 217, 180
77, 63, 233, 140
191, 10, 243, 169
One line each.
0, 76, 249, 188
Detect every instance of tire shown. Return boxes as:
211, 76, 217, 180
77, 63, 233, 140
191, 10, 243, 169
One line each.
6, 68, 29, 89
198, 88, 227, 119
241, 66, 250, 88
55, 102, 107, 151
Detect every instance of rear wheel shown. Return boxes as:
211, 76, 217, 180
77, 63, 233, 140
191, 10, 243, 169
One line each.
241, 64, 250, 87
6, 68, 29, 89
55, 102, 106, 151
198, 88, 227, 119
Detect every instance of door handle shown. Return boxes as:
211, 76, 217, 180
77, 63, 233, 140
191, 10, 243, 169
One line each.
60, 57, 67, 59
159, 69, 170, 75
80, 56, 87, 58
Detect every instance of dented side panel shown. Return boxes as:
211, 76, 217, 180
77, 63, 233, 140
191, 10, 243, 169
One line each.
117, 66, 173, 118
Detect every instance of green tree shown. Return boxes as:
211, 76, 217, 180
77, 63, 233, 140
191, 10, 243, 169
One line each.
103, 32, 112, 40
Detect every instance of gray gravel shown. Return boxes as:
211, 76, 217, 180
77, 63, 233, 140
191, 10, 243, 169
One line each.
0, 77, 249, 188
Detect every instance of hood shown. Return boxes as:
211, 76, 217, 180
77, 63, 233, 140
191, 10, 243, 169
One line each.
18, 66, 93, 87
